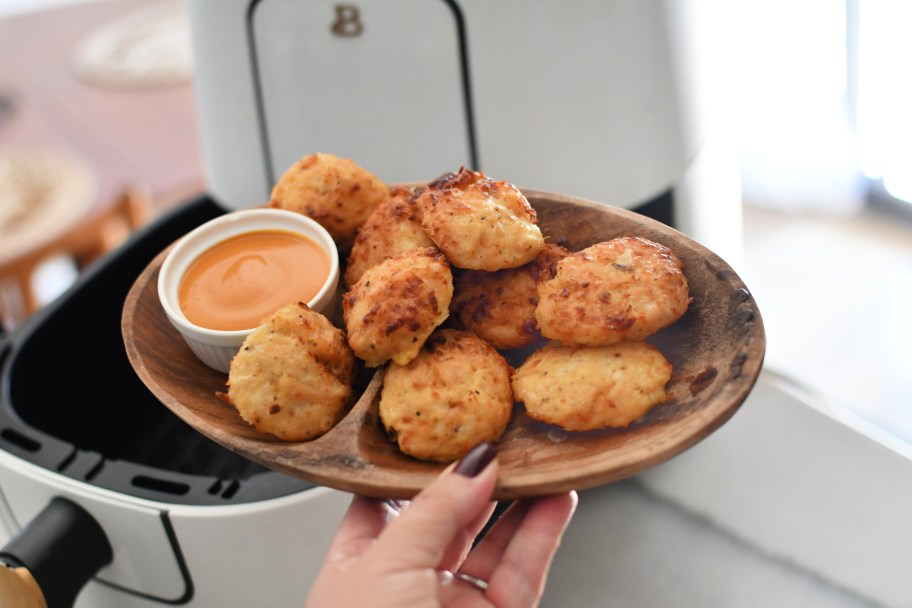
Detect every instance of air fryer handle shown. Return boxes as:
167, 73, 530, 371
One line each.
0, 497, 112, 608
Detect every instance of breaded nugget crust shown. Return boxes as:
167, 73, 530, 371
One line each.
380, 329, 514, 462
343, 247, 453, 367
269, 152, 389, 252
344, 186, 435, 287
227, 302, 356, 441
451, 243, 571, 350
536, 236, 690, 345
512, 341, 672, 431
415, 168, 544, 271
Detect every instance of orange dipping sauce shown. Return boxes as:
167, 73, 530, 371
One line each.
178, 229, 330, 331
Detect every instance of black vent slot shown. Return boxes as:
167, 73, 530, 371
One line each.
0, 428, 41, 452
131, 475, 191, 496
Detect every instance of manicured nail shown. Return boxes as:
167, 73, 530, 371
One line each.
454, 443, 496, 478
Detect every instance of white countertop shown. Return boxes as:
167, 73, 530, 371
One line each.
543, 370, 911, 608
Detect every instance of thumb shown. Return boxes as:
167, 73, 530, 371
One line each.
369, 443, 499, 572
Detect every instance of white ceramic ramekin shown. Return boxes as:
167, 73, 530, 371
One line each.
157, 208, 340, 373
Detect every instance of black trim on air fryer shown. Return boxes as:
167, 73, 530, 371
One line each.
635, 188, 674, 227
444, 0, 480, 170
244, 0, 277, 194
245, 0, 479, 186
89, 510, 195, 605
0, 196, 317, 507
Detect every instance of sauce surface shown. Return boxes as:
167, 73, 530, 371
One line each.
179, 229, 330, 331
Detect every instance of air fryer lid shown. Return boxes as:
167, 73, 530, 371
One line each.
0, 196, 314, 506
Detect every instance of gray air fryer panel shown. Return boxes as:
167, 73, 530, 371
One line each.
249, 0, 475, 187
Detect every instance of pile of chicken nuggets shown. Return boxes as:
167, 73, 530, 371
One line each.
224, 152, 692, 462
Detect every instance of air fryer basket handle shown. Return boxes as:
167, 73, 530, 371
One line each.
0, 497, 112, 608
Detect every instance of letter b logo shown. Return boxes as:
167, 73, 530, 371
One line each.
331, 4, 363, 37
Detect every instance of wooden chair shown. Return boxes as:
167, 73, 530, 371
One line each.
0, 187, 152, 332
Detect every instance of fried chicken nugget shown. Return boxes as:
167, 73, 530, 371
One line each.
269, 152, 389, 253
414, 168, 545, 271
342, 247, 453, 367
536, 236, 690, 346
512, 341, 672, 431
226, 302, 356, 441
379, 329, 514, 462
344, 186, 435, 288
450, 243, 571, 350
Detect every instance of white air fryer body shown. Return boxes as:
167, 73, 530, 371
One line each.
188, 0, 741, 265
0, 450, 348, 606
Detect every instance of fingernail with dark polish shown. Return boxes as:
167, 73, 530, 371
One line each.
454, 443, 496, 478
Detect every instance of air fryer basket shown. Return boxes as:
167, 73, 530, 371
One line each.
0, 195, 315, 505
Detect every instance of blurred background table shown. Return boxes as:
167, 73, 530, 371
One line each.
0, 0, 203, 328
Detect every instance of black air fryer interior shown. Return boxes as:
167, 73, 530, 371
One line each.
0, 196, 315, 505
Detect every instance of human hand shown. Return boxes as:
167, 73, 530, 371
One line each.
304, 442, 578, 608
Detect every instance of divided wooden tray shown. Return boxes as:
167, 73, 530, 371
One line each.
122, 189, 765, 500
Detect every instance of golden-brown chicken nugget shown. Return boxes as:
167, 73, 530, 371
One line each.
451, 243, 572, 350
414, 168, 545, 271
344, 186, 435, 287
536, 236, 690, 345
226, 302, 356, 441
343, 247, 453, 367
269, 152, 389, 252
512, 341, 672, 431
379, 329, 514, 462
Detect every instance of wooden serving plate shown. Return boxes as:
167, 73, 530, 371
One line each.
122, 189, 765, 500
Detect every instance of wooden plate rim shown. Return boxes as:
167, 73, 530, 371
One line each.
122, 188, 766, 499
